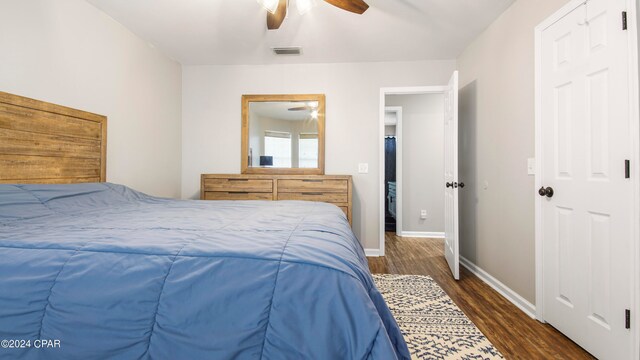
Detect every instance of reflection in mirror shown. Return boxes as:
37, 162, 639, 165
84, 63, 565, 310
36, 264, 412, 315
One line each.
248, 101, 319, 169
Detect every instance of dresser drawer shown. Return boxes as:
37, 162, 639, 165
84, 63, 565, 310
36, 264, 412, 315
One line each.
201, 174, 352, 226
204, 178, 273, 193
204, 191, 273, 201
278, 192, 348, 203
277, 179, 347, 193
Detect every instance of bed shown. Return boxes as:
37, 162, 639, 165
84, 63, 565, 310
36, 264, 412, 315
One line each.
0, 92, 410, 359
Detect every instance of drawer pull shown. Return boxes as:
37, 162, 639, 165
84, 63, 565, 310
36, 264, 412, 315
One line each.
228, 191, 249, 194
302, 180, 323, 183
228, 179, 249, 182
302, 192, 324, 196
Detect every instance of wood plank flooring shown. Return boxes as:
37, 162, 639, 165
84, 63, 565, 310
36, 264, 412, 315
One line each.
368, 233, 595, 359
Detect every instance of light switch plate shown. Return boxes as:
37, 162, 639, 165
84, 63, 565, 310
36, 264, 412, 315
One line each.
420, 210, 427, 220
527, 158, 536, 175
358, 163, 369, 174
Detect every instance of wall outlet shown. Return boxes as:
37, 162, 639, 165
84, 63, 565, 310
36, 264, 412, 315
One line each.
420, 210, 427, 220
358, 163, 369, 174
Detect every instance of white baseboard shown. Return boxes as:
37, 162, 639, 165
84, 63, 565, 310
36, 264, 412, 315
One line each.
365, 248, 381, 257
460, 256, 537, 319
398, 231, 445, 239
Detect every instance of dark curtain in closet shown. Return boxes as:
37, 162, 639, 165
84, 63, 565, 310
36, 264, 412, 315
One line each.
384, 137, 396, 214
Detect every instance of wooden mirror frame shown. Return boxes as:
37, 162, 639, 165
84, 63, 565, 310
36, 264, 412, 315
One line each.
241, 94, 325, 175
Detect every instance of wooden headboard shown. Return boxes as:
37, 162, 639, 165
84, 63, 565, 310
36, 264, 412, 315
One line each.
0, 91, 107, 184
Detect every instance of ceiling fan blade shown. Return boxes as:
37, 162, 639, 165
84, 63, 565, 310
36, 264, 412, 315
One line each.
267, 0, 287, 30
323, 0, 369, 14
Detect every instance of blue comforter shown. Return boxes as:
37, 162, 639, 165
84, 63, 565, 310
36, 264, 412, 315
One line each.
0, 183, 409, 359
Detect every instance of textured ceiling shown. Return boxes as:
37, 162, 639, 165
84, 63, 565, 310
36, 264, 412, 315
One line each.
87, 0, 515, 65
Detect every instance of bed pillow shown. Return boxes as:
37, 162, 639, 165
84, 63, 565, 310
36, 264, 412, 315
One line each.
0, 185, 54, 220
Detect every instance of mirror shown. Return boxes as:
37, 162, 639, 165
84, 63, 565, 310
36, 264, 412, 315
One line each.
242, 94, 325, 174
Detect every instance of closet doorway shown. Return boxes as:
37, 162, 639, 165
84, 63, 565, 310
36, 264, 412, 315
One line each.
384, 106, 402, 235
379, 75, 461, 279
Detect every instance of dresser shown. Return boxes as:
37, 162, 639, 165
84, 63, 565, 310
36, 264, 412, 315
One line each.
200, 174, 353, 225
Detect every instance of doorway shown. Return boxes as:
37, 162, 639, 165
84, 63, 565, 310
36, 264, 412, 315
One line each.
384, 107, 402, 234
379, 73, 460, 279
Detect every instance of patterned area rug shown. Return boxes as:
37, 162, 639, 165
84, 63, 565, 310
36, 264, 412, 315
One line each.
373, 274, 504, 360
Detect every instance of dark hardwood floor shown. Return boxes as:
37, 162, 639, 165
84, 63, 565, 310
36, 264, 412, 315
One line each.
368, 233, 594, 359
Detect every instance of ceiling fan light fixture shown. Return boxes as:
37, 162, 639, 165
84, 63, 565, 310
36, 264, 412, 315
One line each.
296, 0, 317, 15
257, 0, 279, 14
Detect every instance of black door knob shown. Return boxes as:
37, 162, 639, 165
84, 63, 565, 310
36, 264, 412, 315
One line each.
538, 186, 554, 198
459, 182, 465, 188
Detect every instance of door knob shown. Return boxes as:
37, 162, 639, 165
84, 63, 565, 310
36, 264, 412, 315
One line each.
538, 186, 554, 198
459, 182, 465, 188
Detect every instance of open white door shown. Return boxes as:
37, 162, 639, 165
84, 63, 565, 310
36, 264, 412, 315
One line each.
444, 71, 460, 280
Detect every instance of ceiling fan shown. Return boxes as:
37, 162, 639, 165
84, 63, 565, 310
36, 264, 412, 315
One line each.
257, 0, 369, 30
288, 102, 318, 111
288, 103, 319, 119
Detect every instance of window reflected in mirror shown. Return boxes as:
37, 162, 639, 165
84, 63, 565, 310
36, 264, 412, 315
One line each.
298, 133, 318, 168
264, 131, 291, 168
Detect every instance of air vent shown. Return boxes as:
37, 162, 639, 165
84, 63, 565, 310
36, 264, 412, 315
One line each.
272, 47, 302, 56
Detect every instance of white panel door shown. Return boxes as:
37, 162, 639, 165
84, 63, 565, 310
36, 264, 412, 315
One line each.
444, 71, 460, 280
540, 0, 632, 358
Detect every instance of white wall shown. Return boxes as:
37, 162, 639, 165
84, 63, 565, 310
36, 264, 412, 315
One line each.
182, 60, 456, 249
0, 0, 182, 198
385, 125, 396, 136
457, 0, 571, 303
386, 94, 445, 234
